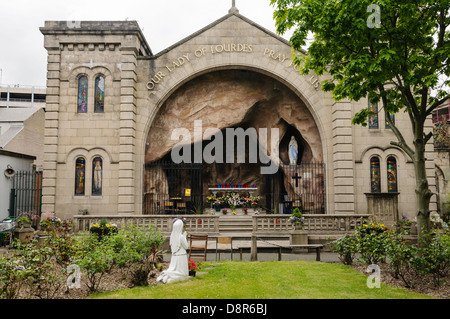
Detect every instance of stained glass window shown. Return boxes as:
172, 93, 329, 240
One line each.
368, 101, 379, 129
385, 112, 395, 129
370, 156, 381, 192
94, 75, 105, 113
92, 157, 103, 196
77, 76, 88, 113
75, 157, 86, 196
387, 156, 398, 192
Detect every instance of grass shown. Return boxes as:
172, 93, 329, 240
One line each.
91, 260, 434, 299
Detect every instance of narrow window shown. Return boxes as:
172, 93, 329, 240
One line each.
368, 101, 379, 129
92, 157, 103, 196
75, 157, 86, 196
370, 156, 381, 192
387, 156, 398, 192
77, 76, 88, 113
94, 75, 105, 113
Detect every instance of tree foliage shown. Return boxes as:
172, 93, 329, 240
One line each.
271, 0, 450, 234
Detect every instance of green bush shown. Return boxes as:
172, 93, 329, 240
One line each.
411, 227, 450, 286
354, 220, 388, 265
329, 234, 358, 265
114, 225, 166, 286
73, 235, 114, 293
383, 227, 418, 288
0, 252, 28, 299
1, 240, 66, 299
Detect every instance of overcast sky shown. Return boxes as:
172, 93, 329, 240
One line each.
0, 0, 291, 88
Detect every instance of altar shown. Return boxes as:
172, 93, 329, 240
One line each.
207, 185, 261, 213
208, 184, 257, 197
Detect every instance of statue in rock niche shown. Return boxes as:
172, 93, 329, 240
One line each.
288, 136, 298, 165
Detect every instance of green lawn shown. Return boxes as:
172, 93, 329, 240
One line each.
92, 260, 433, 299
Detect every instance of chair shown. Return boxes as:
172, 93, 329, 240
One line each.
188, 234, 208, 262
176, 201, 186, 213
164, 201, 174, 214
216, 237, 233, 261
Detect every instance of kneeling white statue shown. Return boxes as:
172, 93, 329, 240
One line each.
157, 219, 189, 284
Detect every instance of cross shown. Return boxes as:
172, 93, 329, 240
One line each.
229, 0, 239, 13
292, 172, 302, 188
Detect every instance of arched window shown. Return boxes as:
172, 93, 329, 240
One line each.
370, 156, 381, 192
75, 157, 86, 195
92, 157, 103, 196
368, 101, 379, 129
387, 156, 398, 192
94, 75, 105, 113
77, 76, 88, 113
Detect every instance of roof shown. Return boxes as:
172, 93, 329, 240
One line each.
0, 108, 41, 123
40, 20, 152, 56
151, 10, 302, 58
0, 108, 42, 148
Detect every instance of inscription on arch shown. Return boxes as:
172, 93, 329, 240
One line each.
146, 44, 320, 92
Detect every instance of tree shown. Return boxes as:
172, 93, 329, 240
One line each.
270, 0, 450, 236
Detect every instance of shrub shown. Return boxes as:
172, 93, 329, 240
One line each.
120, 225, 166, 286
0, 252, 28, 299
354, 220, 388, 265
2, 240, 66, 299
411, 226, 450, 286
73, 235, 114, 293
384, 228, 419, 288
329, 234, 358, 265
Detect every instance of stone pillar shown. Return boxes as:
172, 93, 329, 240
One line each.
41, 46, 61, 214
332, 100, 355, 214
118, 42, 139, 215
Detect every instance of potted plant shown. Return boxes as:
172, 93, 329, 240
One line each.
222, 208, 228, 215
90, 218, 118, 240
16, 216, 32, 229
289, 208, 305, 230
243, 208, 248, 215
188, 260, 198, 277
13, 214, 35, 244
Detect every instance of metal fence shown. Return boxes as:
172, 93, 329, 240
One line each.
143, 161, 203, 215
143, 161, 326, 215
264, 163, 326, 214
9, 170, 43, 227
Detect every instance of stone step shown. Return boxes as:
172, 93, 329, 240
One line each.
218, 215, 253, 234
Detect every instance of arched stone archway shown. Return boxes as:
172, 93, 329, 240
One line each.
143, 69, 325, 214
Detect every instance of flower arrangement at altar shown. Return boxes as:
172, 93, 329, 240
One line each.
207, 196, 216, 203
207, 193, 261, 210
227, 193, 242, 213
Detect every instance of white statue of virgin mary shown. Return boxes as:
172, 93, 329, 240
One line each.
288, 136, 298, 165
157, 219, 189, 284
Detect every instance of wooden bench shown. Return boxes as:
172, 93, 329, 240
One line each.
238, 243, 324, 262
